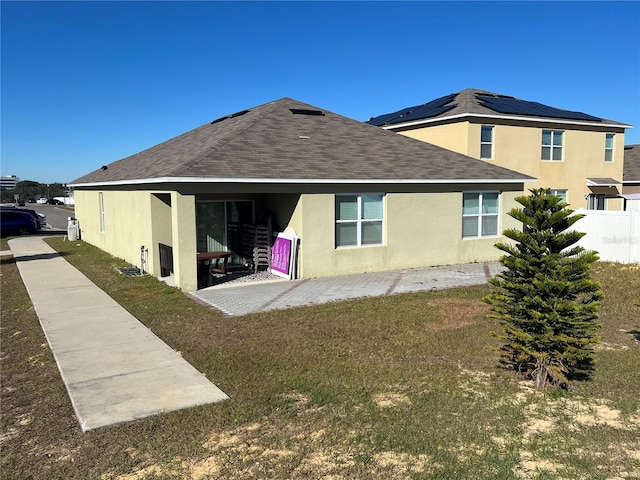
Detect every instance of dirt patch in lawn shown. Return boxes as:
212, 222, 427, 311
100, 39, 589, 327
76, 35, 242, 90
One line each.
424, 299, 490, 333
106, 389, 438, 479
373, 451, 430, 474
510, 383, 640, 479
373, 392, 412, 408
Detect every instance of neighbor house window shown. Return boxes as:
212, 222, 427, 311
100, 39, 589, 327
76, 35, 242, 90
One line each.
605, 134, 614, 162
587, 194, 606, 210
549, 189, 568, 203
541, 130, 563, 161
99, 192, 106, 232
462, 192, 499, 238
480, 126, 494, 159
336, 194, 384, 247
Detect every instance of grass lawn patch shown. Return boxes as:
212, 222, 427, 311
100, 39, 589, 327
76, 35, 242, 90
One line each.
1, 237, 639, 479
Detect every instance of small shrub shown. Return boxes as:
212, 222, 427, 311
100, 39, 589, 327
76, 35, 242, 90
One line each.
484, 188, 603, 389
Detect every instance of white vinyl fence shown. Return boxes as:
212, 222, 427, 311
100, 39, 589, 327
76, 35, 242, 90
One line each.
570, 209, 640, 264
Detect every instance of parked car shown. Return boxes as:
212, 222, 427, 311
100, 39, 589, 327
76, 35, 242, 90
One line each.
0, 205, 46, 230
36, 212, 47, 227
0, 209, 39, 236
23, 209, 46, 229
28, 198, 37, 203
46, 198, 64, 205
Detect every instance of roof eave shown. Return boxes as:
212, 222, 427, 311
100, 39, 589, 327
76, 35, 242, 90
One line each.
380, 113, 632, 130
69, 176, 535, 188
586, 178, 623, 187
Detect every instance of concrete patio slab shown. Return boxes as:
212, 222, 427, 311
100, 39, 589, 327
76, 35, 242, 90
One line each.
192, 261, 502, 316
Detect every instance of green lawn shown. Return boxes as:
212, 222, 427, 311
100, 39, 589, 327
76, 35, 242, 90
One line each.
1, 237, 639, 479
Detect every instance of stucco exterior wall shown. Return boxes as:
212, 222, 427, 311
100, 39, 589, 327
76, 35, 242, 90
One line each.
293, 188, 522, 279
74, 189, 199, 290
265, 193, 302, 234
171, 192, 197, 291
74, 189, 154, 271
400, 122, 470, 155
397, 121, 625, 211
74, 185, 523, 290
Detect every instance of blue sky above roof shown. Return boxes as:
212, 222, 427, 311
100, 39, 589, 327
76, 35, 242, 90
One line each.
2, 1, 639, 184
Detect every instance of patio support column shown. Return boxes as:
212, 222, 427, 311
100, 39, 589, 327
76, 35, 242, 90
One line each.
170, 191, 198, 291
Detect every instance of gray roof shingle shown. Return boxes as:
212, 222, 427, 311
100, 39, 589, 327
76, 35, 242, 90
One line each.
71, 97, 533, 186
586, 178, 622, 186
367, 89, 630, 128
624, 144, 640, 183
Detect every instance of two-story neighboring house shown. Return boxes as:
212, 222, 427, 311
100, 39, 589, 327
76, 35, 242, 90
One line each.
367, 89, 632, 211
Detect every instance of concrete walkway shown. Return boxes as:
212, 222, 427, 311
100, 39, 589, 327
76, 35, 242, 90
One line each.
8, 236, 228, 432
192, 262, 503, 316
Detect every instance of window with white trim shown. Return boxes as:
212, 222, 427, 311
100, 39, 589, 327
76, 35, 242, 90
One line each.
480, 125, 494, 159
99, 192, 106, 232
462, 192, 499, 238
587, 194, 606, 210
549, 189, 568, 203
605, 134, 614, 162
541, 130, 563, 161
335, 194, 384, 247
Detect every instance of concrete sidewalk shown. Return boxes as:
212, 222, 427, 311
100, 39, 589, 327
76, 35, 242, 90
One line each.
8, 236, 228, 432
192, 261, 503, 316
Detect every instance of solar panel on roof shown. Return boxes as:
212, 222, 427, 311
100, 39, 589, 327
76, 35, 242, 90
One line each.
366, 94, 457, 126
366, 111, 400, 126
395, 94, 456, 124
477, 95, 602, 122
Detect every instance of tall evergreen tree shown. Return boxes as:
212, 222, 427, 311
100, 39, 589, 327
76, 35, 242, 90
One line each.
484, 188, 603, 389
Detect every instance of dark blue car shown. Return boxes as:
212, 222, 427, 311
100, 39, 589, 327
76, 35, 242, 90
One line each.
1, 209, 40, 236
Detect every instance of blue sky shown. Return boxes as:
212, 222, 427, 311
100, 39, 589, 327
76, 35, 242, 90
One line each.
2, 1, 639, 184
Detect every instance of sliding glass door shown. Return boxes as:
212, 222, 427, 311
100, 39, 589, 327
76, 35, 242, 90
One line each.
196, 201, 253, 264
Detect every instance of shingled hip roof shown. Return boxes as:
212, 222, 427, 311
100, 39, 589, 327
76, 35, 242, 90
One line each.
70, 97, 534, 187
366, 88, 631, 129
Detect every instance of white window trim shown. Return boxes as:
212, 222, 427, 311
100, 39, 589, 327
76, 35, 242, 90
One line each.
480, 125, 494, 159
541, 130, 564, 162
462, 191, 500, 239
99, 192, 106, 233
549, 189, 568, 203
587, 193, 607, 210
605, 133, 614, 163
335, 193, 385, 248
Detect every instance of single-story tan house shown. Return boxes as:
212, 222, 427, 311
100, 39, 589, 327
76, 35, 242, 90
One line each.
69, 97, 534, 291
